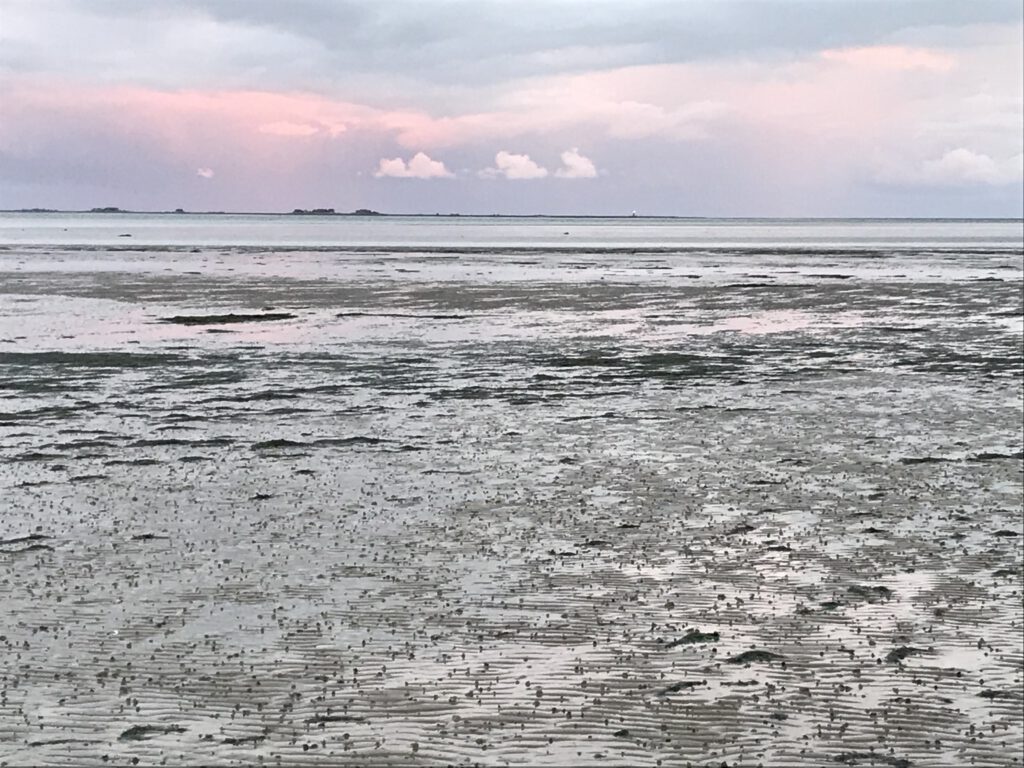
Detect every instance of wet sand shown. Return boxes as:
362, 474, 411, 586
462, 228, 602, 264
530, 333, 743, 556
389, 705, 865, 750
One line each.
1, 243, 1022, 766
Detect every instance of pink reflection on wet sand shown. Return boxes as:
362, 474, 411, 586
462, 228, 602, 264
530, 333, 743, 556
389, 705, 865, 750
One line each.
714, 310, 867, 335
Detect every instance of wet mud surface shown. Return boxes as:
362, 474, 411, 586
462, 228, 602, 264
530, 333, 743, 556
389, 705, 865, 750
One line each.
1, 244, 1022, 766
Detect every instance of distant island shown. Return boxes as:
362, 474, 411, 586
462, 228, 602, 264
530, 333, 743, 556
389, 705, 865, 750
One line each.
4, 208, 1012, 221
3, 208, 707, 218
5, 206, 387, 216
290, 208, 381, 216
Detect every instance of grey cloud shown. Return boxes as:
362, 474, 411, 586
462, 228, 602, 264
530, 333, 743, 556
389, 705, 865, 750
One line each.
2, 0, 1020, 96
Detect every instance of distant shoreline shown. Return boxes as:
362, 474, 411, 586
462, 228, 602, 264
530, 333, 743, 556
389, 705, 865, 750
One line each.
1, 209, 1021, 222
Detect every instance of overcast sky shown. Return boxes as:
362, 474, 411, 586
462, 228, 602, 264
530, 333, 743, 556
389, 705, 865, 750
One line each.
1, 0, 1021, 215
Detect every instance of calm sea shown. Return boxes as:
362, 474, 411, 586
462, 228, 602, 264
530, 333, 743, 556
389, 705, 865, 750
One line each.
0, 212, 1021, 248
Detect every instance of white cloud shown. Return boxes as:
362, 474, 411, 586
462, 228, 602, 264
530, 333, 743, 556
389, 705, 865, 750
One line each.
878, 148, 1024, 187
196, 167, 214, 179
479, 151, 548, 180
374, 152, 453, 179
921, 148, 1023, 185
555, 147, 598, 178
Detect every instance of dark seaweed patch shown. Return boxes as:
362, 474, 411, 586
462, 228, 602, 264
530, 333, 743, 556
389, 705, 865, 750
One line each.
0, 405, 84, 424
563, 411, 620, 421
979, 689, 1018, 700
430, 386, 494, 400
161, 312, 296, 325
968, 451, 1024, 462
69, 473, 107, 482
0, 534, 52, 547
336, 311, 469, 320
726, 523, 756, 536
12, 451, 63, 462
0, 351, 186, 368
314, 436, 389, 447
538, 349, 747, 381
133, 438, 200, 447
834, 753, 911, 768
131, 533, 170, 542
222, 735, 267, 745
146, 370, 248, 390
305, 714, 367, 725
847, 585, 894, 602
118, 724, 187, 741
252, 439, 308, 450
659, 680, 707, 694
726, 650, 786, 664
4, 543, 54, 554
213, 390, 298, 403
663, 629, 720, 648
899, 456, 954, 465
885, 646, 927, 664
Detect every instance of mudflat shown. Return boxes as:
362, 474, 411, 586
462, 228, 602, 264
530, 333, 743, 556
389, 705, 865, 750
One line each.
1, 237, 1022, 766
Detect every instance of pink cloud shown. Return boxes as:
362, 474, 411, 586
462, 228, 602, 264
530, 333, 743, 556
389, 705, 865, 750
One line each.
820, 45, 956, 72
0, 82, 406, 150
259, 121, 324, 137
0, 21, 1016, 199
0, 56, 920, 160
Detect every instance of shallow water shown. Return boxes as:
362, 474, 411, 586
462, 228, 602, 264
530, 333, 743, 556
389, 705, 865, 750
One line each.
1, 217, 1022, 766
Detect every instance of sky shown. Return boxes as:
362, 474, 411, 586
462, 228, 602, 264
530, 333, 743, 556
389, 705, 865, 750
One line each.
0, 0, 1021, 216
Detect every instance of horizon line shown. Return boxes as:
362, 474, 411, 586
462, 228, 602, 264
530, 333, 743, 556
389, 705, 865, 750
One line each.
2, 208, 1022, 222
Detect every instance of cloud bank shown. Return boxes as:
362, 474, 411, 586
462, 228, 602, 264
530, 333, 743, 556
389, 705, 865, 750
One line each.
0, 2, 1020, 215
